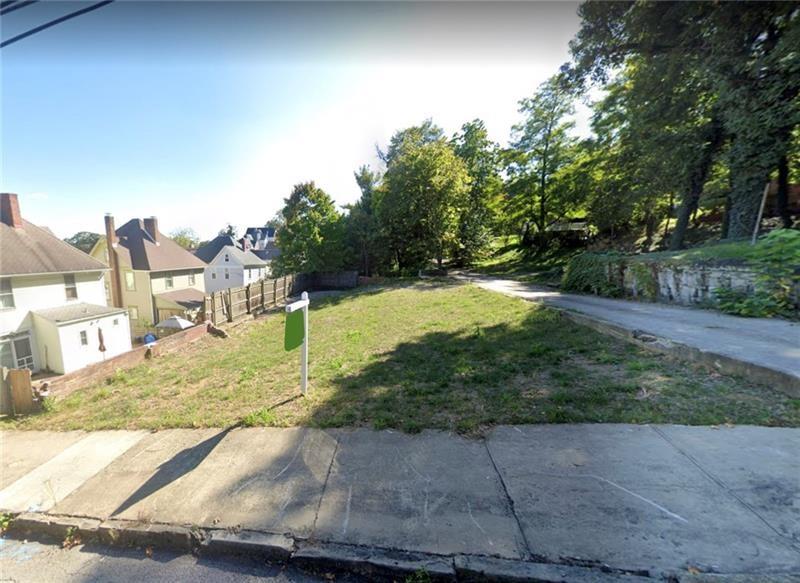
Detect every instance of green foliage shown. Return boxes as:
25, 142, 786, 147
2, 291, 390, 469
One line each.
169, 227, 200, 250
64, 231, 100, 254
345, 165, 382, 276
714, 229, 800, 318
562, 252, 625, 296
0, 512, 13, 534
274, 182, 351, 275
629, 262, 658, 300
378, 123, 470, 271
450, 119, 502, 266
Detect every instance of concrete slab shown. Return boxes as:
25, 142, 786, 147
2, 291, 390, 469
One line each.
0, 431, 146, 513
314, 429, 527, 559
655, 425, 800, 545
486, 424, 800, 575
111, 427, 337, 537
0, 430, 86, 489
54, 429, 222, 519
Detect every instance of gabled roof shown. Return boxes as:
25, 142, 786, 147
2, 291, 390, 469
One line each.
114, 219, 206, 272
244, 226, 275, 241
0, 220, 108, 276
225, 246, 268, 267
252, 243, 281, 262
194, 235, 238, 264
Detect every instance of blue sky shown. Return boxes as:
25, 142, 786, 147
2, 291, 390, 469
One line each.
1, 1, 585, 240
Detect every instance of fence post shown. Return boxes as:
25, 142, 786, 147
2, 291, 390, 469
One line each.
227, 288, 233, 322
261, 280, 266, 310
210, 293, 216, 326
245, 284, 251, 314
284, 276, 288, 300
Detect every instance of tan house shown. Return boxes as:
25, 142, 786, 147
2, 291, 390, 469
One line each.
91, 215, 206, 337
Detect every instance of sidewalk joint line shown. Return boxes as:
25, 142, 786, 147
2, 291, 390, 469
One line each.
651, 425, 800, 553
483, 438, 533, 560
311, 431, 339, 536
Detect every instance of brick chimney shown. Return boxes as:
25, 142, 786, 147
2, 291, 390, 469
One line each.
104, 213, 123, 308
0, 193, 23, 228
143, 216, 159, 245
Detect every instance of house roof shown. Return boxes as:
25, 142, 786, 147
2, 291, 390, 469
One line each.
194, 235, 238, 264
34, 302, 127, 325
155, 288, 205, 310
252, 243, 281, 262
243, 226, 276, 241
114, 219, 207, 272
0, 219, 108, 276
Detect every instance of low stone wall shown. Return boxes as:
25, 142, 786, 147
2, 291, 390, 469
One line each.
38, 324, 208, 399
624, 263, 758, 306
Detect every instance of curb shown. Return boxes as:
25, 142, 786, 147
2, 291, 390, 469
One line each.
4, 512, 654, 581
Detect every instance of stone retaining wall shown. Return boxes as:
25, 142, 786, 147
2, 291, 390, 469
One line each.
624, 263, 758, 306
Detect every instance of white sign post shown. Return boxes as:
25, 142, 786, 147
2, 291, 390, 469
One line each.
285, 291, 310, 395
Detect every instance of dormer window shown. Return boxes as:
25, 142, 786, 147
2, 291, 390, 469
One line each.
64, 274, 78, 300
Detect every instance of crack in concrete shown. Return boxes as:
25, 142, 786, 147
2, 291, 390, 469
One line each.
310, 433, 339, 537
482, 439, 533, 561
650, 425, 800, 554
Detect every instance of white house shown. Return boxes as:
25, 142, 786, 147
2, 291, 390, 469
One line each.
0, 193, 132, 374
195, 235, 268, 293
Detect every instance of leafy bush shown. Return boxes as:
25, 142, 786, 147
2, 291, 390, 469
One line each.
711, 230, 800, 318
562, 252, 625, 296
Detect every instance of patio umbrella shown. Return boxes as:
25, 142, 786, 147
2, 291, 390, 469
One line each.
155, 315, 195, 330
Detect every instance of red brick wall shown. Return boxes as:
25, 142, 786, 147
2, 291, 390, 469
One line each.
39, 324, 208, 398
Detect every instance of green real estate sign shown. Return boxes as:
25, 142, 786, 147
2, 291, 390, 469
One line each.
284, 309, 305, 351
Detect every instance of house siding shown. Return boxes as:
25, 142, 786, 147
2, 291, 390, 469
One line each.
56, 313, 131, 373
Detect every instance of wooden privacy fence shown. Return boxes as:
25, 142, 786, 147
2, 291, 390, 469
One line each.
204, 274, 311, 326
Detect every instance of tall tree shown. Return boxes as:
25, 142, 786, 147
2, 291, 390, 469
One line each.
506, 76, 577, 248
451, 119, 502, 265
346, 165, 381, 275
274, 182, 349, 274
378, 123, 469, 270
170, 227, 200, 250
64, 231, 100, 254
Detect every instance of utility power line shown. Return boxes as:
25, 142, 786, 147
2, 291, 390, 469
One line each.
1, 0, 113, 49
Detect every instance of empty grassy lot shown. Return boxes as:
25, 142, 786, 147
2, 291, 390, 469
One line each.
5, 280, 798, 433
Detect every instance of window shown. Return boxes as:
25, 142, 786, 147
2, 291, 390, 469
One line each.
113, 318, 119, 326
165, 273, 174, 289
224, 268, 229, 280
125, 271, 136, 291
224, 253, 229, 262
79, 330, 88, 346
0, 279, 14, 309
128, 306, 139, 320
189, 273, 195, 285
211, 271, 217, 280
0, 341, 14, 369
13, 337, 34, 369
64, 274, 78, 300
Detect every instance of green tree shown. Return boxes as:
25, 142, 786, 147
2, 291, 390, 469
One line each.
345, 165, 381, 275
169, 227, 200, 250
218, 224, 238, 238
274, 182, 349, 274
506, 76, 577, 249
568, 1, 800, 240
451, 119, 502, 265
378, 123, 470, 270
64, 231, 100, 254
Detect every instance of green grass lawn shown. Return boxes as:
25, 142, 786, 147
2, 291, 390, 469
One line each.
5, 281, 798, 433
472, 237, 579, 285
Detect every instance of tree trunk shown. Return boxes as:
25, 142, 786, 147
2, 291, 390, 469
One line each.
776, 155, 791, 229
670, 118, 724, 249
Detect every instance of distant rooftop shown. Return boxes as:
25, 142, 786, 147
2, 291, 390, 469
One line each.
34, 302, 127, 325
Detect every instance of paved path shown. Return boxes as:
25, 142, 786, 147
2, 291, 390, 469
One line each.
462, 274, 800, 387
1, 425, 798, 579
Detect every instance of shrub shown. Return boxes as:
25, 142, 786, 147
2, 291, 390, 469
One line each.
562, 252, 625, 296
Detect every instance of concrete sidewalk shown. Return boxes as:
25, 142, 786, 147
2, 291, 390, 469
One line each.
462, 275, 800, 392
1, 424, 799, 581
